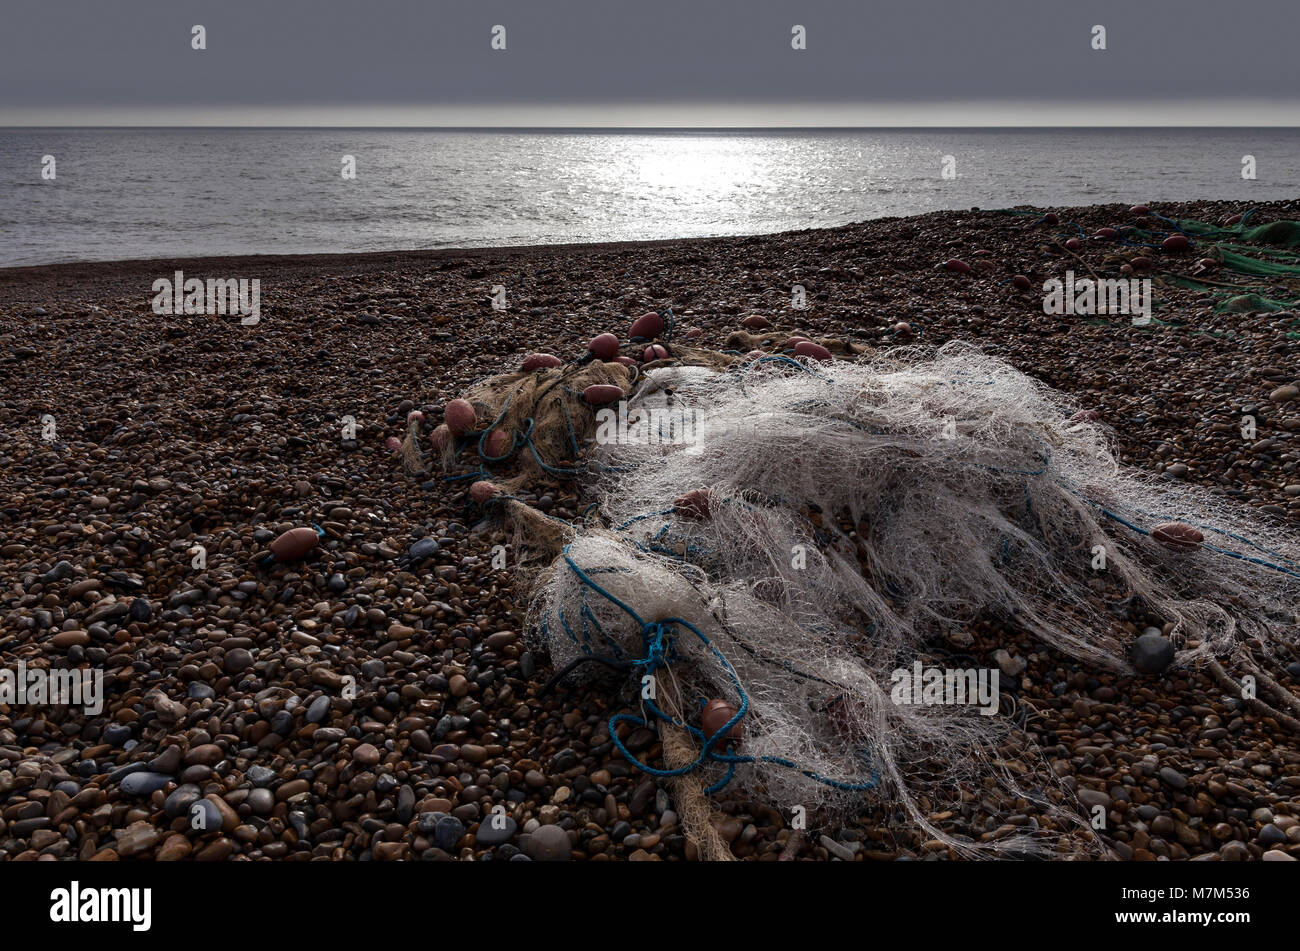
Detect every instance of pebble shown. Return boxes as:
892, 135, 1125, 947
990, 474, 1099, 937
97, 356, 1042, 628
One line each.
1132, 631, 1176, 674
525, 824, 571, 861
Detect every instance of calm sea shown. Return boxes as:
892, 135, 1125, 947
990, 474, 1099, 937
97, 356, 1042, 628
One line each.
2, 128, 1297, 267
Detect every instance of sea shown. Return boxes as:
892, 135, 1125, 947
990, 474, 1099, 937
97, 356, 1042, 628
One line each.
2, 127, 1297, 267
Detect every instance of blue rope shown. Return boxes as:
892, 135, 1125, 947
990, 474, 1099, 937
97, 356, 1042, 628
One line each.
559, 542, 878, 794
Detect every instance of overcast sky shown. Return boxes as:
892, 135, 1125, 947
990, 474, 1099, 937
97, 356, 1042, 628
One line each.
3, 0, 1299, 126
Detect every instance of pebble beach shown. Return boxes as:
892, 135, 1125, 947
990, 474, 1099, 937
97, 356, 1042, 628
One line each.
2, 199, 1299, 862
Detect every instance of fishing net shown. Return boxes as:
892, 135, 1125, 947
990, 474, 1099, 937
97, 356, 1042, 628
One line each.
442, 360, 636, 489
520, 343, 1300, 854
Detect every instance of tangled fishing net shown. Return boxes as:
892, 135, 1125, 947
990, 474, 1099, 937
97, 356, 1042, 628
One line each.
432, 322, 1300, 856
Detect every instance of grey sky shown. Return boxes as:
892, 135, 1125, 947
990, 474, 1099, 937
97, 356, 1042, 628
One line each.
3, 0, 1298, 125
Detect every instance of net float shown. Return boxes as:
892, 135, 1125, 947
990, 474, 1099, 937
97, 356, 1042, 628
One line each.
683, 328, 703, 340
1150, 522, 1204, 552
973, 249, 992, 256
943, 258, 972, 273
587, 333, 620, 361
521, 352, 563, 372
892, 321, 913, 337
1129, 204, 1149, 215
1069, 409, 1101, 424
269, 526, 319, 563
674, 488, 712, 520
1130, 256, 1152, 270
629, 312, 664, 339
1094, 227, 1117, 239
445, 398, 477, 436
793, 340, 832, 362
1064, 238, 1081, 251
741, 315, 770, 330
1042, 212, 1060, 224
747, 349, 766, 359
583, 383, 624, 405
643, 344, 668, 361
1224, 213, 1243, 226
468, 480, 501, 504
1161, 234, 1190, 252
1120, 264, 1133, 276
701, 699, 743, 750
431, 423, 451, 451
483, 429, 511, 458
407, 410, 424, 423
782, 336, 810, 348
384, 436, 402, 452
1012, 274, 1032, 290
1197, 258, 1218, 270
615, 356, 638, 368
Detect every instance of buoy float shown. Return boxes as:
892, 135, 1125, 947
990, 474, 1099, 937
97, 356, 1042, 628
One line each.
431, 423, 451, 451
793, 340, 832, 362
614, 355, 638, 368
747, 349, 766, 359
1064, 238, 1081, 251
583, 384, 623, 405
944, 258, 972, 274
674, 488, 711, 520
973, 249, 992, 256
587, 333, 620, 362
782, 336, 810, 349
1161, 234, 1190, 252
892, 321, 913, 337
407, 410, 424, 423
1150, 522, 1204, 552
701, 699, 743, 750
1197, 258, 1217, 270
629, 312, 663, 339
1224, 213, 1243, 226
1094, 227, 1117, 239
1012, 274, 1032, 290
741, 315, 770, 330
1069, 409, 1101, 424
1129, 204, 1150, 215
269, 527, 319, 563
483, 429, 511, 458
521, 353, 563, 372
643, 344, 668, 361
1120, 264, 1134, 276
444, 399, 477, 436
468, 480, 501, 504
384, 436, 402, 452
1130, 256, 1152, 270
683, 328, 703, 341
1042, 213, 1060, 225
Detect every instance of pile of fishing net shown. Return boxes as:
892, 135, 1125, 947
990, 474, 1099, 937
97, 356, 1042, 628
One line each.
428, 316, 1300, 856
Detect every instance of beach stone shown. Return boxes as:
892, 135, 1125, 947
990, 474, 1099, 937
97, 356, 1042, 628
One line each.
409, 537, 440, 560
114, 822, 162, 858
1159, 767, 1189, 790
434, 815, 465, 851
525, 823, 570, 861
1132, 631, 1175, 674
306, 695, 332, 723
248, 765, 276, 787
1258, 824, 1286, 846
224, 648, 254, 674
120, 771, 173, 796
475, 815, 518, 847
